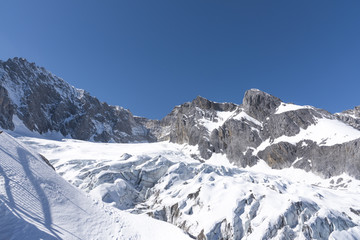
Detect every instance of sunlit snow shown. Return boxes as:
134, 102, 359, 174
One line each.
18, 135, 360, 240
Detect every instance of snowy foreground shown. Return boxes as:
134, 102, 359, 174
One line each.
16, 136, 360, 240
0, 133, 191, 240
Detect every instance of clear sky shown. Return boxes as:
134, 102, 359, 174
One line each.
1, 1, 360, 119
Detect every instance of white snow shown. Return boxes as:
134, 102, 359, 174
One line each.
275, 102, 312, 114
150, 157, 360, 239
1, 77, 24, 107
0, 132, 192, 240
8, 115, 65, 140
197, 108, 263, 133
255, 117, 360, 153
335, 111, 357, 119
198, 110, 236, 132
18, 135, 360, 239
232, 111, 263, 127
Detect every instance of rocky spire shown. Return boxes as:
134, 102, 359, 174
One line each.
242, 89, 282, 121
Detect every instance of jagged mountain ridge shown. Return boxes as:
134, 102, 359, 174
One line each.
2, 57, 360, 239
1, 57, 360, 179
335, 106, 360, 130
144, 89, 360, 179
0, 57, 154, 142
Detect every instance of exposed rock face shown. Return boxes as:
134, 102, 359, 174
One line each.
1, 57, 360, 179
336, 106, 360, 130
242, 88, 281, 121
135, 117, 170, 142
0, 85, 15, 130
0, 57, 155, 142
152, 89, 360, 179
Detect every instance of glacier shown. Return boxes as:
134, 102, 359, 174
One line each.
19, 136, 360, 239
0, 132, 192, 239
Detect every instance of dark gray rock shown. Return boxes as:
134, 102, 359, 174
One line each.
0, 85, 15, 130
210, 118, 261, 167
157, 96, 237, 156
336, 106, 360, 130
0, 57, 155, 143
258, 142, 298, 169
135, 117, 170, 141
151, 89, 360, 179
242, 89, 281, 121
262, 108, 322, 139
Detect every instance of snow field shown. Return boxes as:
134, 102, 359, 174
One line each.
0, 133, 192, 240
20, 136, 360, 239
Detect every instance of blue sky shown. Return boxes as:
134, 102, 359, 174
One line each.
1, 1, 360, 119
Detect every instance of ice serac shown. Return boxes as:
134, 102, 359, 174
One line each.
0, 57, 155, 143
23, 137, 360, 240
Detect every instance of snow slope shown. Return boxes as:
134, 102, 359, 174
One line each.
255, 117, 360, 154
0, 132, 191, 240
275, 102, 313, 114
20, 136, 360, 240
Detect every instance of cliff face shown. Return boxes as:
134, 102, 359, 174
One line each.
0, 57, 155, 143
336, 106, 360, 130
150, 89, 360, 179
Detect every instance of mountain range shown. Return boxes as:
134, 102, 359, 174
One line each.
1, 57, 360, 239
1, 57, 360, 179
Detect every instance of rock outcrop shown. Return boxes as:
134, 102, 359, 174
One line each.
150, 89, 360, 179
336, 106, 360, 130
242, 88, 281, 121
0, 57, 155, 142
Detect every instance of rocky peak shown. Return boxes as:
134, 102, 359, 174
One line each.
191, 95, 237, 112
191, 95, 212, 109
2, 57, 42, 80
242, 89, 282, 121
0, 57, 155, 143
5, 57, 34, 66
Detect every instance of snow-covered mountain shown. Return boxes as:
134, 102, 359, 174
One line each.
143, 89, 360, 179
2, 57, 360, 179
2, 57, 360, 239
0, 57, 154, 143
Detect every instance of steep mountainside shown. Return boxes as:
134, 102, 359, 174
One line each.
1, 57, 360, 180
2, 57, 360, 239
146, 89, 360, 179
335, 106, 360, 130
0, 57, 154, 142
